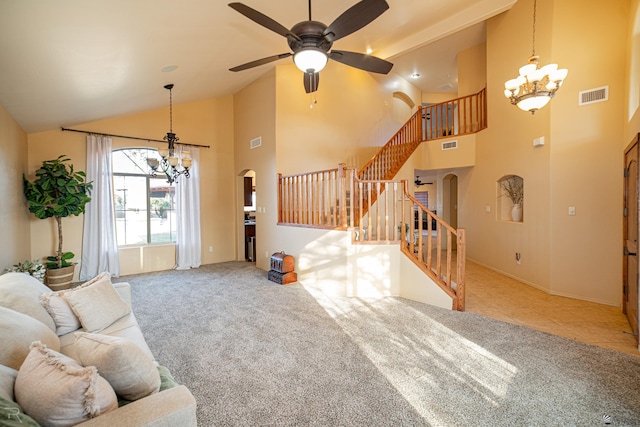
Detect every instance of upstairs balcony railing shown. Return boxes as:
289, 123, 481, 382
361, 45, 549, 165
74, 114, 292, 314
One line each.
423, 87, 487, 140
358, 88, 487, 182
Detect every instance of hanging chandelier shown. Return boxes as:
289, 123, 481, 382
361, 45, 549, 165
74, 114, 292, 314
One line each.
147, 84, 191, 184
503, 0, 568, 114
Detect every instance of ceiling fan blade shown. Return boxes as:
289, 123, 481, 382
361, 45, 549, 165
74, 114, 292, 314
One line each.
323, 0, 389, 43
229, 53, 292, 72
304, 72, 320, 93
329, 50, 393, 74
228, 3, 301, 42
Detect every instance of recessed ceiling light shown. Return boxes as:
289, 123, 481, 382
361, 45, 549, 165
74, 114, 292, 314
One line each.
410, 73, 420, 79
365, 48, 373, 55
161, 65, 178, 73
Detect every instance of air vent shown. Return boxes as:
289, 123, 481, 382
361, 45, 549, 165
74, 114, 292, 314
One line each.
442, 140, 458, 151
578, 86, 608, 106
250, 137, 262, 149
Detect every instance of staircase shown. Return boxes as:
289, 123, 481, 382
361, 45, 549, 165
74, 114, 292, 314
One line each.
276, 89, 487, 311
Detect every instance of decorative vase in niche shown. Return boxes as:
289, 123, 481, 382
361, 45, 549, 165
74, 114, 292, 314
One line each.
511, 203, 523, 222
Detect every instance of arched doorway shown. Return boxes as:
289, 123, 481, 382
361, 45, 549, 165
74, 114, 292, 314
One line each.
237, 169, 256, 262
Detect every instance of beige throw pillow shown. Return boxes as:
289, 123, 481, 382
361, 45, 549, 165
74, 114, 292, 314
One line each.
0, 272, 56, 331
0, 306, 60, 370
77, 271, 112, 289
14, 342, 117, 427
40, 272, 113, 336
74, 332, 160, 401
40, 292, 81, 335
0, 365, 17, 401
64, 275, 131, 332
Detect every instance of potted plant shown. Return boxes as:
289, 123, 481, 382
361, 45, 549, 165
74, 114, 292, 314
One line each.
23, 155, 93, 289
501, 176, 524, 221
3, 259, 46, 283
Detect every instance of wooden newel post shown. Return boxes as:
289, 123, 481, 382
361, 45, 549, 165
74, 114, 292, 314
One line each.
455, 228, 466, 311
338, 163, 346, 228
417, 105, 423, 141
277, 173, 282, 223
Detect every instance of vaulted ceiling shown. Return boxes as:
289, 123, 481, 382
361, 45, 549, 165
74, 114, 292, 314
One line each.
0, 0, 515, 133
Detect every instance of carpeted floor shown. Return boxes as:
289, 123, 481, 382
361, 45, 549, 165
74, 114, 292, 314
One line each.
123, 262, 640, 426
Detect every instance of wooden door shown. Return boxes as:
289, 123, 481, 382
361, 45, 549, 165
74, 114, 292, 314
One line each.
623, 135, 639, 341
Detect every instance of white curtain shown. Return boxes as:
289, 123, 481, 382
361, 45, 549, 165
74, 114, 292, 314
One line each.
175, 146, 201, 269
80, 135, 120, 280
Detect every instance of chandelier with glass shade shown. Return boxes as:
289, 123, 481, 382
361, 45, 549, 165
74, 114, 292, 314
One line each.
503, 0, 568, 114
147, 84, 191, 184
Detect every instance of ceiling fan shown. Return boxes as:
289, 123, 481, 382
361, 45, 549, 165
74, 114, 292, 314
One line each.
228, 0, 394, 93
415, 176, 433, 187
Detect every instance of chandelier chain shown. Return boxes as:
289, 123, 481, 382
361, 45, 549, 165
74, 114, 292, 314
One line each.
531, 0, 537, 56
148, 83, 190, 184
168, 86, 173, 133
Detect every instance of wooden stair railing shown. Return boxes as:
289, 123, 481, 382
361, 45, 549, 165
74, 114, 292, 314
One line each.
275, 90, 486, 311
354, 88, 487, 225
399, 184, 466, 311
277, 164, 356, 229
358, 106, 424, 182
277, 170, 466, 310
357, 87, 487, 182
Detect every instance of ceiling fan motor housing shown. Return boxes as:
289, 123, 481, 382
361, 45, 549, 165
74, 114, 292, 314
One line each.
288, 21, 333, 53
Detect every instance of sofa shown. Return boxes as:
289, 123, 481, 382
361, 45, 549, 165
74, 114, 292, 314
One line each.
0, 271, 197, 426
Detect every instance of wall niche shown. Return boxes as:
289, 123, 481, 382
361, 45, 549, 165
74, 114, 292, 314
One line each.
497, 175, 524, 222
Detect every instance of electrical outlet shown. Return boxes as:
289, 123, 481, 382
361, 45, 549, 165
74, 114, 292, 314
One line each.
208, 246, 213, 252
265, 251, 269, 258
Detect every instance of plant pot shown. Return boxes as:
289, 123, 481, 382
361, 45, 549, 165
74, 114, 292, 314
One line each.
511, 203, 523, 222
45, 265, 75, 290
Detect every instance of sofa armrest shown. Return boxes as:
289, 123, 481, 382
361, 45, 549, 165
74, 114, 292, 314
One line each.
112, 282, 131, 306
77, 385, 197, 427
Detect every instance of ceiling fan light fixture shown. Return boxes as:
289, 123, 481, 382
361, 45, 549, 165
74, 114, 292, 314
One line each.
294, 48, 328, 73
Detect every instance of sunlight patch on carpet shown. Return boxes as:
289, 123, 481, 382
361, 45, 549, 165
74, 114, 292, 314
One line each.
303, 287, 518, 424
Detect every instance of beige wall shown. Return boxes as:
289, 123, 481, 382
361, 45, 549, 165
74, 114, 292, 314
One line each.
275, 62, 420, 174
26, 96, 236, 278
421, 134, 476, 170
0, 104, 30, 270
626, 0, 640, 142
422, 93, 457, 105
458, 43, 487, 96
548, 0, 627, 303
454, 0, 627, 305
233, 70, 277, 271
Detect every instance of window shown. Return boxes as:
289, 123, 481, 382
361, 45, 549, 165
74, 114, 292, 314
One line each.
414, 191, 429, 209
112, 148, 176, 245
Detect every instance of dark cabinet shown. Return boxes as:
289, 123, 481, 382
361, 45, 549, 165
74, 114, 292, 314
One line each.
243, 177, 253, 207
245, 224, 256, 261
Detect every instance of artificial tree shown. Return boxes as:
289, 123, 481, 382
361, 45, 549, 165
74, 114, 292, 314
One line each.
23, 155, 93, 270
